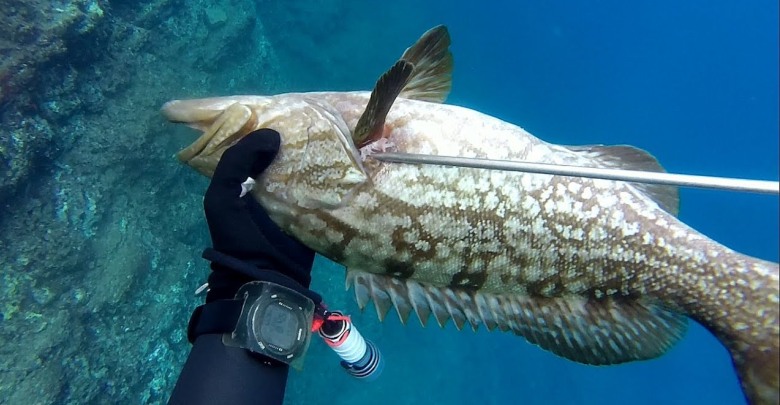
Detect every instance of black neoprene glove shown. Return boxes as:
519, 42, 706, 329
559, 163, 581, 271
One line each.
202, 128, 316, 301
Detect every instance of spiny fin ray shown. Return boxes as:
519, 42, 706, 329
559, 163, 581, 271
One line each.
347, 270, 688, 365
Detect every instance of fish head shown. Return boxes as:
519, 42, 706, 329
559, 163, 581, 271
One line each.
162, 95, 369, 212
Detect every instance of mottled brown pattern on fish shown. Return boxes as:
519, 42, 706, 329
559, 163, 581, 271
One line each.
331, 95, 775, 376
163, 90, 778, 404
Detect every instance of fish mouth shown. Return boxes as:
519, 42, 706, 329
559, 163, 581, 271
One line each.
176, 127, 217, 163
162, 100, 257, 164
161, 100, 221, 163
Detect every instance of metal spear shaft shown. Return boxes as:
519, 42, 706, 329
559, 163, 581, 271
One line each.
372, 152, 779, 195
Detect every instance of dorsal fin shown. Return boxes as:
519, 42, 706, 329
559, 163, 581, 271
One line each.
347, 270, 688, 365
398, 25, 453, 103
566, 144, 680, 216
353, 60, 414, 148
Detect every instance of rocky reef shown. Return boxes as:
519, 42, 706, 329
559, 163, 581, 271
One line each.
0, 0, 288, 402
0, 0, 428, 401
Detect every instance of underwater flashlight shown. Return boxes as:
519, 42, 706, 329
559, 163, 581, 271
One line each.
318, 311, 384, 381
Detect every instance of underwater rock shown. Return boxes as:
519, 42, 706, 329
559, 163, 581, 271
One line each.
204, 6, 228, 28
0, 0, 106, 107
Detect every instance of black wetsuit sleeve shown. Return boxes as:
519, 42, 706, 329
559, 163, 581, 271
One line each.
168, 334, 289, 405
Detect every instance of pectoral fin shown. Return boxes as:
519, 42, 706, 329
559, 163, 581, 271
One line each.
353, 61, 414, 148
347, 270, 688, 365
398, 25, 453, 103
352, 25, 454, 148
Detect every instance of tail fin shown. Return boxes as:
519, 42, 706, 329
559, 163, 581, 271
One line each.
691, 256, 779, 404
731, 345, 779, 405
715, 258, 780, 405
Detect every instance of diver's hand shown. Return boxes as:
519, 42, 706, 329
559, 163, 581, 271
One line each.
175, 129, 307, 404
208, 128, 281, 198
202, 128, 315, 301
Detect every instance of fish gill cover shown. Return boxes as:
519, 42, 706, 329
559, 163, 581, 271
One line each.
0, 0, 777, 404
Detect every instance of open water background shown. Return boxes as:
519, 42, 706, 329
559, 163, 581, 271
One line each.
0, 1, 776, 404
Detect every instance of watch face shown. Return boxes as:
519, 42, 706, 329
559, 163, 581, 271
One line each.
257, 302, 299, 351
229, 282, 316, 369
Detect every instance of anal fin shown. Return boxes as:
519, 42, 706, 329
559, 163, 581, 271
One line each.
347, 270, 688, 365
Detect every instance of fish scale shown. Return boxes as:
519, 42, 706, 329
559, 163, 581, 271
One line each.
163, 25, 779, 405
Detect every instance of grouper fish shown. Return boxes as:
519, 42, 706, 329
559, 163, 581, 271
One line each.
162, 26, 779, 404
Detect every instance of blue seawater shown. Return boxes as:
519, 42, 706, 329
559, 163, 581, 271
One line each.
0, 1, 776, 404
279, 1, 778, 404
